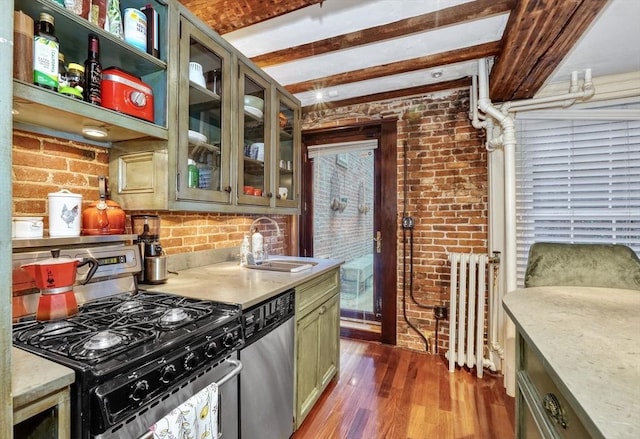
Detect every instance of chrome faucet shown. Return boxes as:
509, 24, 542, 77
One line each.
249, 216, 281, 261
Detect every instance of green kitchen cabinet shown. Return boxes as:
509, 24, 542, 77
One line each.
295, 268, 341, 428
109, 3, 301, 214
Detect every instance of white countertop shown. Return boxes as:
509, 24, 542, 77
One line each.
143, 256, 343, 308
12, 347, 75, 411
503, 286, 640, 439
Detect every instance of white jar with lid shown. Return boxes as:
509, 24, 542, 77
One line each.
48, 189, 82, 237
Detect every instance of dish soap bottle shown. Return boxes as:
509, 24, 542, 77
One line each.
240, 235, 250, 266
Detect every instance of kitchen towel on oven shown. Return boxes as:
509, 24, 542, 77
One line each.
150, 383, 218, 439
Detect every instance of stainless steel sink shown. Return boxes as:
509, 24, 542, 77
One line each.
245, 259, 317, 273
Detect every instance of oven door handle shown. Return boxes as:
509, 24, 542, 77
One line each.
217, 358, 242, 387
138, 359, 243, 439
217, 358, 243, 439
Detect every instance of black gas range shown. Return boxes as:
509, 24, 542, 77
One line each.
11, 243, 244, 439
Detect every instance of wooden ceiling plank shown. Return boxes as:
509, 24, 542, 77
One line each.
252, 0, 515, 67
179, 0, 324, 34
490, 0, 606, 102
302, 77, 472, 113
494, 0, 582, 99
286, 41, 501, 94
490, 0, 568, 100
511, 0, 609, 99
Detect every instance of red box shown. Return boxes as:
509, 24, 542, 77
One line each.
101, 68, 154, 123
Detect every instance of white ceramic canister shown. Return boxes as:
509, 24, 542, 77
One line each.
12, 217, 44, 239
123, 8, 147, 52
48, 189, 82, 237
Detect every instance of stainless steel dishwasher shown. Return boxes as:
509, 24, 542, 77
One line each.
240, 289, 295, 439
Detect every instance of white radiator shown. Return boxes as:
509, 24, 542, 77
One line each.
446, 253, 497, 378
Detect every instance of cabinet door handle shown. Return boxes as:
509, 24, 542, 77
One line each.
319, 306, 326, 315
543, 393, 568, 429
224, 186, 232, 193
267, 192, 273, 198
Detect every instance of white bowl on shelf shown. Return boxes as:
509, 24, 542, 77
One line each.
243, 95, 264, 111
189, 62, 206, 87
188, 130, 207, 145
245, 106, 263, 120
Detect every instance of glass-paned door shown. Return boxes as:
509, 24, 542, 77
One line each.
238, 64, 270, 206
276, 93, 299, 207
309, 141, 379, 323
178, 18, 232, 202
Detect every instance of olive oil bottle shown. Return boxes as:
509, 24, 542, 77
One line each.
33, 13, 59, 91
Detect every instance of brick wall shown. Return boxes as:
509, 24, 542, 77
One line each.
11, 130, 290, 257
302, 88, 488, 353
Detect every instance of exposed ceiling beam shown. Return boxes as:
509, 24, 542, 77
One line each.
302, 77, 472, 113
179, 0, 324, 35
286, 41, 501, 94
252, 0, 515, 67
490, 0, 609, 101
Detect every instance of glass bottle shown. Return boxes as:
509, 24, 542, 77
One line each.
33, 13, 59, 91
84, 34, 102, 105
58, 52, 68, 89
67, 63, 85, 94
188, 159, 199, 188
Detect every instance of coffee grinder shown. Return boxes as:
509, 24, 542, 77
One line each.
131, 214, 167, 284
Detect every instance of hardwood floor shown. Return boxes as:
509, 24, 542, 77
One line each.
293, 338, 515, 439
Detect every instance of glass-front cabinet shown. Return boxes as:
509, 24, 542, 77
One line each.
107, 4, 301, 214
177, 17, 232, 203
276, 92, 300, 207
237, 63, 271, 207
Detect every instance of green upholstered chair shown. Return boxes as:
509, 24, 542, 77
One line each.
524, 242, 640, 291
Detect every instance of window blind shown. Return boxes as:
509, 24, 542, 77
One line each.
515, 113, 640, 286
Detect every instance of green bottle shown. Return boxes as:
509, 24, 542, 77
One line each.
188, 159, 199, 189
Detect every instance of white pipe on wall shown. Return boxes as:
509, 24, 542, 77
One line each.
474, 58, 600, 397
475, 58, 520, 397
502, 69, 594, 114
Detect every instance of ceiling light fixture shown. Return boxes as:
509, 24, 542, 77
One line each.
11, 108, 19, 115
315, 91, 324, 101
431, 69, 443, 79
82, 125, 108, 139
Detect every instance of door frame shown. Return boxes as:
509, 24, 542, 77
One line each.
300, 119, 397, 345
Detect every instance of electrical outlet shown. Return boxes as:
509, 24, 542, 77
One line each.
402, 216, 414, 229
434, 306, 448, 320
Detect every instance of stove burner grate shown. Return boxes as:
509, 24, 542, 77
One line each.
69, 328, 152, 361
12, 291, 242, 364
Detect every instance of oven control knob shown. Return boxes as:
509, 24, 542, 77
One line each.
159, 364, 177, 385
131, 380, 149, 402
184, 352, 200, 370
205, 341, 218, 358
222, 332, 235, 348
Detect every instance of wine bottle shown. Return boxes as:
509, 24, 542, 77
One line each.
84, 34, 102, 105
